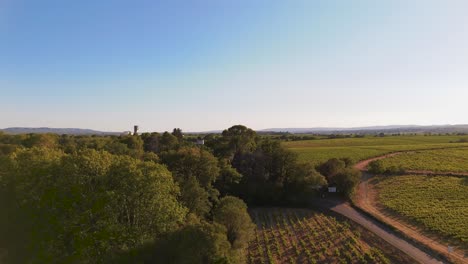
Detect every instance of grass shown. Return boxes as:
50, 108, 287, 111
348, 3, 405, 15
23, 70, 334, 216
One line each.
375, 175, 468, 247
248, 208, 391, 264
378, 147, 468, 172
283, 135, 468, 165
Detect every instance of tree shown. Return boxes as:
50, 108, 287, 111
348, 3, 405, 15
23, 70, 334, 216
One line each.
316, 158, 347, 181
213, 196, 255, 252
117, 220, 232, 264
368, 160, 385, 174
22, 133, 59, 149
215, 158, 243, 195
317, 158, 362, 199
178, 176, 212, 217
217, 125, 257, 158
333, 168, 361, 198
161, 147, 221, 216
119, 135, 144, 158
172, 128, 184, 141
0, 144, 18, 156
159, 132, 179, 152
284, 163, 327, 204
141, 132, 160, 153
161, 147, 220, 189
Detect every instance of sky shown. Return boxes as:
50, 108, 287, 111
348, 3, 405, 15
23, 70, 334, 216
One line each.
1, 0, 468, 132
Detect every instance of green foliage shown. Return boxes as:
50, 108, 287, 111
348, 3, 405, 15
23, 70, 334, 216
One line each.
376, 175, 468, 245
317, 158, 360, 198
215, 158, 243, 195
233, 139, 326, 205
141, 132, 160, 153
161, 147, 220, 217
283, 163, 326, 204
0, 148, 187, 263
368, 160, 385, 174
21, 133, 59, 149
213, 125, 257, 158
333, 168, 361, 198
178, 175, 213, 217
213, 196, 255, 251
160, 132, 179, 152
118, 220, 232, 264
378, 147, 468, 173
316, 158, 346, 180
368, 160, 405, 175
172, 128, 184, 140
284, 135, 468, 165
0, 143, 19, 156
162, 147, 220, 189
118, 135, 144, 158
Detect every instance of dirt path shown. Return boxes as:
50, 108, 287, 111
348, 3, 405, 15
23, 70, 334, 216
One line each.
313, 199, 442, 263
354, 153, 468, 264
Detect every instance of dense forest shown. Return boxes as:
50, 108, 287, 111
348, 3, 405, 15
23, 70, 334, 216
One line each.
0, 125, 360, 263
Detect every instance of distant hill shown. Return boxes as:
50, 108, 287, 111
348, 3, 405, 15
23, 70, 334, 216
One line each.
260, 124, 468, 134
0, 127, 120, 135
3, 124, 468, 136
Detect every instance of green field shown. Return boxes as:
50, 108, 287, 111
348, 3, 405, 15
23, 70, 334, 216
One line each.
375, 175, 468, 246
283, 135, 468, 165
378, 147, 468, 173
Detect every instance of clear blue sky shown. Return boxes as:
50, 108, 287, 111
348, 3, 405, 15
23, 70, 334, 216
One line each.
1, 0, 467, 132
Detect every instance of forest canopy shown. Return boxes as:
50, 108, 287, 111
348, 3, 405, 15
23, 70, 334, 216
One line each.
0, 125, 354, 263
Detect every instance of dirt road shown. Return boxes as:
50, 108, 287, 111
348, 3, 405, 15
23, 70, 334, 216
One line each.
353, 153, 468, 264
313, 199, 443, 263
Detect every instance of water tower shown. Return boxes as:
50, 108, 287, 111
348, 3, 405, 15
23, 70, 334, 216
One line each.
133, 125, 139, 135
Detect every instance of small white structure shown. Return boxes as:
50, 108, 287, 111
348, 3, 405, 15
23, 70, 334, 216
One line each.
328, 187, 337, 193
196, 139, 205, 145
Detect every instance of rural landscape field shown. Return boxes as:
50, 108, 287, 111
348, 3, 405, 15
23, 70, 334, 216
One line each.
375, 175, 468, 245
3, 0, 468, 263
377, 147, 468, 173
284, 134, 468, 263
284, 135, 468, 165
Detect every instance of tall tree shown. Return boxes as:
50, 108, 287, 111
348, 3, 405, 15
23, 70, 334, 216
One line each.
217, 125, 257, 158
172, 128, 184, 141
161, 147, 220, 216
213, 196, 254, 252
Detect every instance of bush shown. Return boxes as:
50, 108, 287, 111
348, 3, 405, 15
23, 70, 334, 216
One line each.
368, 160, 385, 174
368, 160, 405, 175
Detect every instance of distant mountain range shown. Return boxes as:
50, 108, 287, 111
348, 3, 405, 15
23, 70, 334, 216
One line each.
0, 127, 120, 135
259, 124, 468, 134
2, 124, 468, 135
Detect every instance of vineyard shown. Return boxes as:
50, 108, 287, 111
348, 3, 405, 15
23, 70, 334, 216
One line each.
378, 147, 468, 172
283, 135, 468, 165
248, 208, 391, 264
375, 175, 468, 247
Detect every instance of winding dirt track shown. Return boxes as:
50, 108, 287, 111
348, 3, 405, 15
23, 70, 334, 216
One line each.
313, 199, 442, 263
353, 152, 468, 264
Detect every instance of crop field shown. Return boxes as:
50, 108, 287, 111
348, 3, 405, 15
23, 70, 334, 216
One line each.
375, 175, 468, 247
283, 135, 468, 165
248, 208, 391, 264
378, 147, 468, 173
